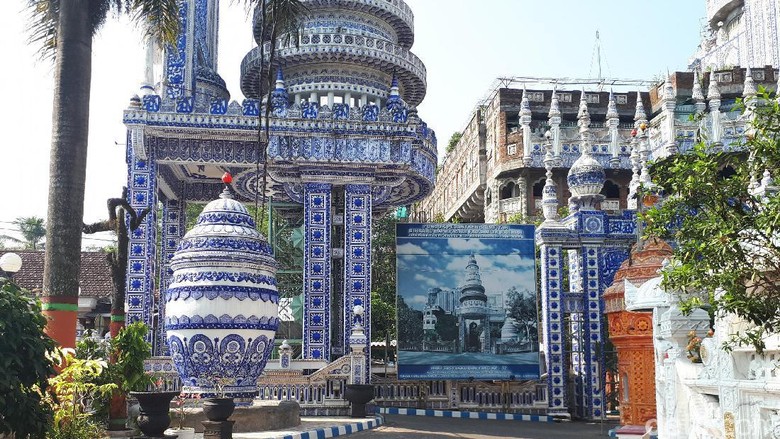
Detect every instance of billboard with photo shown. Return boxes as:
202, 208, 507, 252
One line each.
396, 223, 540, 380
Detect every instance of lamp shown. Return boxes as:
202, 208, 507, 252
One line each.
0, 252, 23, 281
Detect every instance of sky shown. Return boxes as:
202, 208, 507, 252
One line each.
0, 0, 704, 246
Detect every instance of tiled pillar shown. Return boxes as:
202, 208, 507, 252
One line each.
157, 198, 186, 355
343, 184, 372, 383
125, 134, 159, 334
303, 183, 332, 361
540, 244, 567, 415
580, 244, 605, 419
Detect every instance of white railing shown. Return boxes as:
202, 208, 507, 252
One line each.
601, 199, 620, 212
499, 197, 523, 214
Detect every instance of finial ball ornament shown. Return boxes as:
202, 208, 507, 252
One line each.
222, 172, 233, 184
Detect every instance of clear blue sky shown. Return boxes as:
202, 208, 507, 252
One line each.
0, 0, 703, 245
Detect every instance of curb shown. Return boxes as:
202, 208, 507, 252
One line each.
278, 416, 383, 439
376, 407, 553, 423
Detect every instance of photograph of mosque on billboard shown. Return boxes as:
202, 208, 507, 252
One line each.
396, 223, 541, 380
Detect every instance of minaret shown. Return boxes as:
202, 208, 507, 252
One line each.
163, 0, 228, 107
607, 89, 620, 168
458, 254, 489, 353
707, 73, 722, 149
520, 87, 533, 166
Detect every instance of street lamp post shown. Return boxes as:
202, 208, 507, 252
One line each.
0, 252, 23, 282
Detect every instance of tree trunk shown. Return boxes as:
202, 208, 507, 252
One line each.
42, 0, 93, 349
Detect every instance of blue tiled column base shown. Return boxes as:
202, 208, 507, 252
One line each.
376, 407, 554, 423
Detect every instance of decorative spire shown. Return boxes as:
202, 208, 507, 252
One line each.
520, 86, 532, 118
662, 75, 678, 156
708, 72, 723, 149
607, 89, 620, 167
707, 73, 721, 100
606, 89, 618, 119
578, 89, 592, 152
386, 71, 404, 113
541, 131, 560, 223
271, 67, 289, 117
548, 89, 561, 118
627, 131, 640, 209
661, 76, 675, 102
743, 67, 757, 99
692, 69, 706, 113
634, 91, 647, 126
521, 86, 533, 166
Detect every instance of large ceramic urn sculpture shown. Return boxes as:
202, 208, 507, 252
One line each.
165, 173, 279, 400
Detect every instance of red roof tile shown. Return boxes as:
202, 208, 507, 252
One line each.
0, 250, 113, 299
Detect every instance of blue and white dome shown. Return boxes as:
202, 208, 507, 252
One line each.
165, 187, 279, 400
567, 153, 605, 198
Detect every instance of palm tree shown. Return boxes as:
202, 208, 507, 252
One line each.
25, 0, 179, 349
13, 216, 46, 250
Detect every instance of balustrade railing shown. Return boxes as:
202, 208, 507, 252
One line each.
144, 356, 549, 414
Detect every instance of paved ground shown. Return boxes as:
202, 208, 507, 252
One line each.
348, 414, 619, 438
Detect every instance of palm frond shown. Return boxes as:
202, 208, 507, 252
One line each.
127, 0, 181, 47
25, 0, 59, 60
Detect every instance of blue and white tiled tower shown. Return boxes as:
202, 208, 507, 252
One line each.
123, 0, 435, 384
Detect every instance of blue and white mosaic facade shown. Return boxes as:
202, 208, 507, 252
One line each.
124, 0, 434, 382
303, 183, 332, 361
535, 94, 638, 419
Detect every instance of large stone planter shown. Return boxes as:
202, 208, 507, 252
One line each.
344, 384, 375, 418
165, 182, 279, 401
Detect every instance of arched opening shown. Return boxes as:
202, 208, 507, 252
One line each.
600, 180, 620, 199
500, 181, 519, 200
600, 180, 621, 211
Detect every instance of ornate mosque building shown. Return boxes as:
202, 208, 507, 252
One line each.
123, 0, 435, 380
120, 0, 780, 427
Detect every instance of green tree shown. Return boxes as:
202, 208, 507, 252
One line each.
370, 291, 395, 342
445, 131, 462, 154
10, 216, 46, 250
371, 213, 399, 340
26, 0, 180, 348
644, 88, 780, 352
396, 296, 423, 346
434, 313, 458, 342
0, 280, 57, 438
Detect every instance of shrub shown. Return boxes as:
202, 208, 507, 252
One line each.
0, 280, 56, 438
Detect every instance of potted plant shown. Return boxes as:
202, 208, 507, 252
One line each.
165, 392, 199, 439
118, 323, 178, 437
201, 374, 235, 422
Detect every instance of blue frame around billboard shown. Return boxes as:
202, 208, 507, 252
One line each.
395, 223, 541, 381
